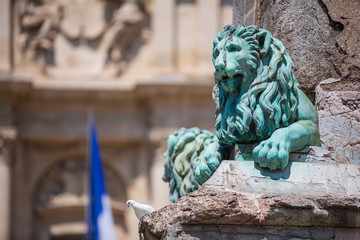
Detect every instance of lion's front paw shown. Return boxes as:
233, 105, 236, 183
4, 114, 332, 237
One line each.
253, 129, 291, 170
194, 142, 221, 185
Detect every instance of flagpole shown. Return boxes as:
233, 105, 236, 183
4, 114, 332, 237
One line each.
85, 107, 94, 239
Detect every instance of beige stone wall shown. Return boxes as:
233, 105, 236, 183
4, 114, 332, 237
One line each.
0, 0, 232, 239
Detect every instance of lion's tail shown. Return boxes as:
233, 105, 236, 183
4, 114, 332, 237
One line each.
162, 127, 217, 203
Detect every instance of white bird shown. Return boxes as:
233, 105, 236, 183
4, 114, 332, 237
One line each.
126, 200, 155, 220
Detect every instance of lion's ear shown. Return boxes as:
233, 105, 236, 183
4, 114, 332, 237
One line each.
255, 30, 272, 56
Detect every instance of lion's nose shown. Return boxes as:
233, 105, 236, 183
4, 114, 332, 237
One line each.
215, 51, 226, 70
215, 58, 225, 70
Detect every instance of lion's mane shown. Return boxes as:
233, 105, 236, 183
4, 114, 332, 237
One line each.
213, 25, 300, 143
162, 128, 216, 203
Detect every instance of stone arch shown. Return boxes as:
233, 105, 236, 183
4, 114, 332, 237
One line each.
32, 155, 128, 239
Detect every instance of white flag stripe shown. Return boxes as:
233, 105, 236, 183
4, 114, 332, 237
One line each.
98, 195, 117, 240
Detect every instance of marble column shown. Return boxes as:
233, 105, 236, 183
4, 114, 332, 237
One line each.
149, 140, 170, 210
152, 0, 176, 73
176, 0, 196, 73
0, 0, 11, 72
0, 128, 16, 240
197, 0, 220, 73
221, 0, 233, 27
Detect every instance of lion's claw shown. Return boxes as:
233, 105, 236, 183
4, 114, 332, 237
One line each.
253, 129, 291, 170
194, 142, 221, 185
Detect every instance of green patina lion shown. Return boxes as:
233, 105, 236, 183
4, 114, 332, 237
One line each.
162, 128, 217, 203
163, 25, 320, 201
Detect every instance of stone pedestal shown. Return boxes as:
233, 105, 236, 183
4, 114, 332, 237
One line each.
140, 156, 360, 239
316, 78, 360, 165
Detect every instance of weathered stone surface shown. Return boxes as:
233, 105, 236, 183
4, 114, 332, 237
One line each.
321, 0, 360, 83
206, 160, 360, 197
164, 224, 357, 240
140, 185, 360, 239
232, 0, 245, 26
140, 160, 360, 239
316, 79, 360, 164
254, 0, 360, 98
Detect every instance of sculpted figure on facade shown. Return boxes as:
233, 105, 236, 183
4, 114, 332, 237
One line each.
163, 25, 320, 200
18, 0, 148, 76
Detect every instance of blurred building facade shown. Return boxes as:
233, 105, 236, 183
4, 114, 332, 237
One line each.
0, 0, 232, 239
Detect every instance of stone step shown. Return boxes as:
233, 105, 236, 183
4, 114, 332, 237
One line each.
205, 160, 360, 197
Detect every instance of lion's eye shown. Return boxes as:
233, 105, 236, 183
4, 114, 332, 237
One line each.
228, 43, 241, 52
213, 49, 220, 58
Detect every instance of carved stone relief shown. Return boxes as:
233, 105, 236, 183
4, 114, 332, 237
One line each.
34, 157, 125, 210
18, 0, 149, 77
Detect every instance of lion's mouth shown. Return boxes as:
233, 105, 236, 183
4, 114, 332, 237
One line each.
219, 72, 243, 91
222, 72, 243, 81
220, 68, 244, 81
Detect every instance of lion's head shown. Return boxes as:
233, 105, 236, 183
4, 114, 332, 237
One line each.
212, 25, 300, 145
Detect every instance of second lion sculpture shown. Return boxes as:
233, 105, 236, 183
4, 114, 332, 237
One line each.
163, 25, 320, 201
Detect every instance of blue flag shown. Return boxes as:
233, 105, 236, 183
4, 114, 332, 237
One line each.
87, 121, 117, 240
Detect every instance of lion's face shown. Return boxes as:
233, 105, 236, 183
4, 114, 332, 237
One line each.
212, 36, 256, 92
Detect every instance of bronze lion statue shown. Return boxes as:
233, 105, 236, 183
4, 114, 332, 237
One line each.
162, 128, 216, 203
163, 25, 320, 199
